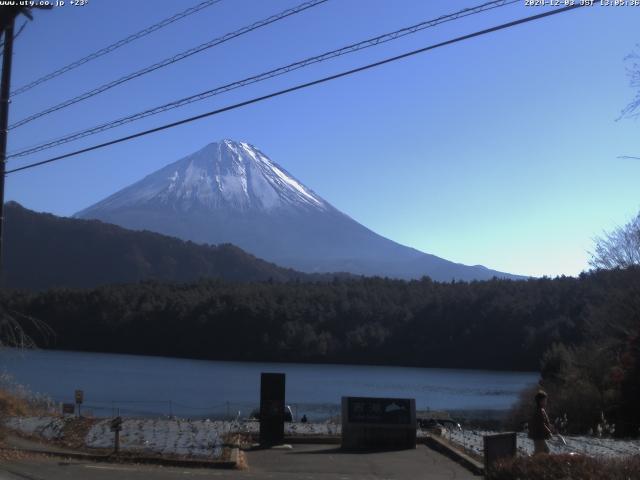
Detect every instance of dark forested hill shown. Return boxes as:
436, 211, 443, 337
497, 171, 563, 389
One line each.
3, 202, 319, 289
4, 267, 639, 374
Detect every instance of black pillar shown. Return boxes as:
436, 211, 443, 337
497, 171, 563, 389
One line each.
259, 372, 285, 446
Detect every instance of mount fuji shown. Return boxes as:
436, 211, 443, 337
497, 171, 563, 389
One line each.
75, 139, 521, 281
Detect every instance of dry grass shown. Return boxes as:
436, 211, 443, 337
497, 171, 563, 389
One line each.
59, 417, 98, 450
0, 389, 33, 418
0, 373, 57, 445
487, 454, 640, 480
0, 373, 55, 417
0, 388, 35, 445
0, 447, 37, 462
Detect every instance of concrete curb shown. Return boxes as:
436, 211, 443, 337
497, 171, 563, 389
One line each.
0, 446, 239, 470
421, 435, 485, 476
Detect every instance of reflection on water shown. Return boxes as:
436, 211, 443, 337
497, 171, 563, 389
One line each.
0, 348, 538, 421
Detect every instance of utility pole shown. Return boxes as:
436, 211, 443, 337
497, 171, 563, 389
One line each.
0, 9, 17, 281
0, 6, 50, 282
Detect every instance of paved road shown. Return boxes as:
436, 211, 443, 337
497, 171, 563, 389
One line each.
0, 444, 478, 479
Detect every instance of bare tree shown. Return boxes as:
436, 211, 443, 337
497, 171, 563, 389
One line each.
620, 46, 640, 120
589, 211, 640, 269
0, 307, 53, 349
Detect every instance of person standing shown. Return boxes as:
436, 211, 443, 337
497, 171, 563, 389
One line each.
529, 390, 552, 455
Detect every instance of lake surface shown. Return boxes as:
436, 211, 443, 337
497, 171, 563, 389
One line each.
0, 349, 538, 421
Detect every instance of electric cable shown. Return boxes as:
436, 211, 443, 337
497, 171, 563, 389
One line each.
8, 0, 518, 160
6, 4, 585, 175
8, 0, 328, 129
10, 0, 224, 97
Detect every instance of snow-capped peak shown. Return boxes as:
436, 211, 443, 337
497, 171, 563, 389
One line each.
80, 140, 328, 214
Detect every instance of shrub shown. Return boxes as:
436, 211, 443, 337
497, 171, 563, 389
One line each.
0, 372, 56, 441
487, 454, 640, 480
0, 389, 33, 418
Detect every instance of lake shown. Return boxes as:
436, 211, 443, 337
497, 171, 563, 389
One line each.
0, 349, 538, 421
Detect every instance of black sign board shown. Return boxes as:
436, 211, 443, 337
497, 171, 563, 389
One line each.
347, 397, 412, 425
342, 396, 416, 450
62, 403, 75, 415
259, 372, 285, 446
110, 416, 123, 432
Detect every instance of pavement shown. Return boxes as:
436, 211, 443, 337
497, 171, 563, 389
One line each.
0, 443, 479, 479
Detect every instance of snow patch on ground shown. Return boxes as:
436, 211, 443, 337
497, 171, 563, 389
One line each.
443, 429, 640, 458
4, 416, 65, 440
231, 421, 341, 436
85, 418, 227, 458
83, 419, 342, 456
10, 416, 638, 460
285, 422, 341, 436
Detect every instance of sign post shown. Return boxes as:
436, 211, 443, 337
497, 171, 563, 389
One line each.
74, 390, 84, 418
110, 416, 123, 454
259, 373, 285, 447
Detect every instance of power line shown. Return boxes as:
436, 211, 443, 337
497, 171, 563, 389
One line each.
8, 0, 328, 130
8, 0, 519, 160
6, 4, 585, 176
9, 0, 223, 97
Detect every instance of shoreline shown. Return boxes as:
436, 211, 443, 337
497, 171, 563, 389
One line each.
0, 346, 541, 375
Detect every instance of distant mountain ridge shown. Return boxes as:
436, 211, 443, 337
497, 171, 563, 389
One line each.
3, 202, 321, 290
75, 139, 523, 281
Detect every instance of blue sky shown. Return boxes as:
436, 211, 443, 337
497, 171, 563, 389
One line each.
5, 0, 640, 278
